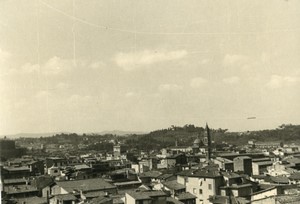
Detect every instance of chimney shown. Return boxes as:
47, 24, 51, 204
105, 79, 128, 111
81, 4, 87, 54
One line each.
206, 123, 212, 161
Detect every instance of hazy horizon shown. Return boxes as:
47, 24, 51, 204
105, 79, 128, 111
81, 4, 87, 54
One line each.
1, 0, 300, 135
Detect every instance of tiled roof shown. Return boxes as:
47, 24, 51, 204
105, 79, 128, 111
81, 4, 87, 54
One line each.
269, 176, 289, 184
166, 197, 184, 204
176, 192, 197, 200
289, 172, 300, 180
90, 195, 113, 204
126, 190, 167, 200
163, 180, 185, 191
177, 167, 222, 178
74, 164, 91, 170
16, 196, 47, 204
56, 178, 116, 193
157, 173, 174, 180
3, 178, 27, 185
139, 171, 162, 178
4, 185, 38, 194
53, 193, 77, 201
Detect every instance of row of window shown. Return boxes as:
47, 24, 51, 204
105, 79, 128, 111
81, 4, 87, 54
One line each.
192, 184, 212, 195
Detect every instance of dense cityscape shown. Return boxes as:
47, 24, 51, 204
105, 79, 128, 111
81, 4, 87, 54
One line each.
1, 0, 300, 204
1, 124, 300, 204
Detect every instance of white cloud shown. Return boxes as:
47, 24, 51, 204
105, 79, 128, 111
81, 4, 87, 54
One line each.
266, 75, 299, 89
159, 84, 183, 92
223, 76, 240, 84
190, 77, 207, 88
114, 49, 188, 71
223, 54, 249, 66
42, 56, 73, 75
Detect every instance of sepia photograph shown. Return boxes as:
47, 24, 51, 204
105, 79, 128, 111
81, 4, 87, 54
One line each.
0, 0, 300, 203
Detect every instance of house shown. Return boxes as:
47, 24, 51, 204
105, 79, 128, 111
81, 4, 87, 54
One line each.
250, 186, 280, 202
213, 157, 234, 172
49, 193, 78, 204
15, 196, 48, 204
252, 161, 273, 175
48, 166, 62, 177
161, 180, 186, 196
3, 184, 39, 199
220, 172, 253, 198
51, 178, 117, 195
174, 192, 196, 204
233, 156, 252, 175
176, 166, 223, 204
1, 166, 31, 179
138, 171, 162, 184
89, 195, 113, 204
251, 194, 300, 204
266, 162, 295, 177
124, 190, 167, 204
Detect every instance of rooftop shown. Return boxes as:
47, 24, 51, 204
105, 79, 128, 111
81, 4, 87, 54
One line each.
177, 167, 222, 178
4, 185, 38, 194
56, 178, 116, 193
126, 190, 167, 200
176, 192, 197, 200
163, 180, 185, 191
139, 171, 162, 178
52, 193, 77, 201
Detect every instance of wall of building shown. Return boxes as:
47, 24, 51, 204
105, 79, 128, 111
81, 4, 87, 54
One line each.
251, 188, 278, 202
185, 177, 221, 204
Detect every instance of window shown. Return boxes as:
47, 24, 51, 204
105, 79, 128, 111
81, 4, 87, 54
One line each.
199, 181, 202, 186
208, 184, 212, 190
199, 189, 203, 194
193, 188, 197, 194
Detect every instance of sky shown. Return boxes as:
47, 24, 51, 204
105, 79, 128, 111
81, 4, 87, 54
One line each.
0, 0, 300, 135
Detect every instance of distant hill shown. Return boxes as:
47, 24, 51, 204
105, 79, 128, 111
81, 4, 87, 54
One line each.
0, 130, 147, 139
0, 132, 70, 139
123, 124, 300, 151
90, 130, 148, 136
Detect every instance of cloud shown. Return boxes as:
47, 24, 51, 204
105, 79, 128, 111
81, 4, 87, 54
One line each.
223, 54, 249, 66
266, 75, 299, 89
190, 77, 207, 88
42, 56, 73, 75
159, 84, 183, 92
114, 49, 188, 71
8, 57, 104, 76
223, 76, 240, 84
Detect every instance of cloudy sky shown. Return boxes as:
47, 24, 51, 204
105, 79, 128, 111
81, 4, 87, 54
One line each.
0, 0, 300, 135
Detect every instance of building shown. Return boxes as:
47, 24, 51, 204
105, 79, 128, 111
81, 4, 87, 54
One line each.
252, 161, 273, 175
51, 178, 117, 195
177, 166, 223, 204
213, 157, 234, 172
124, 190, 168, 204
233, 156, 252, 175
